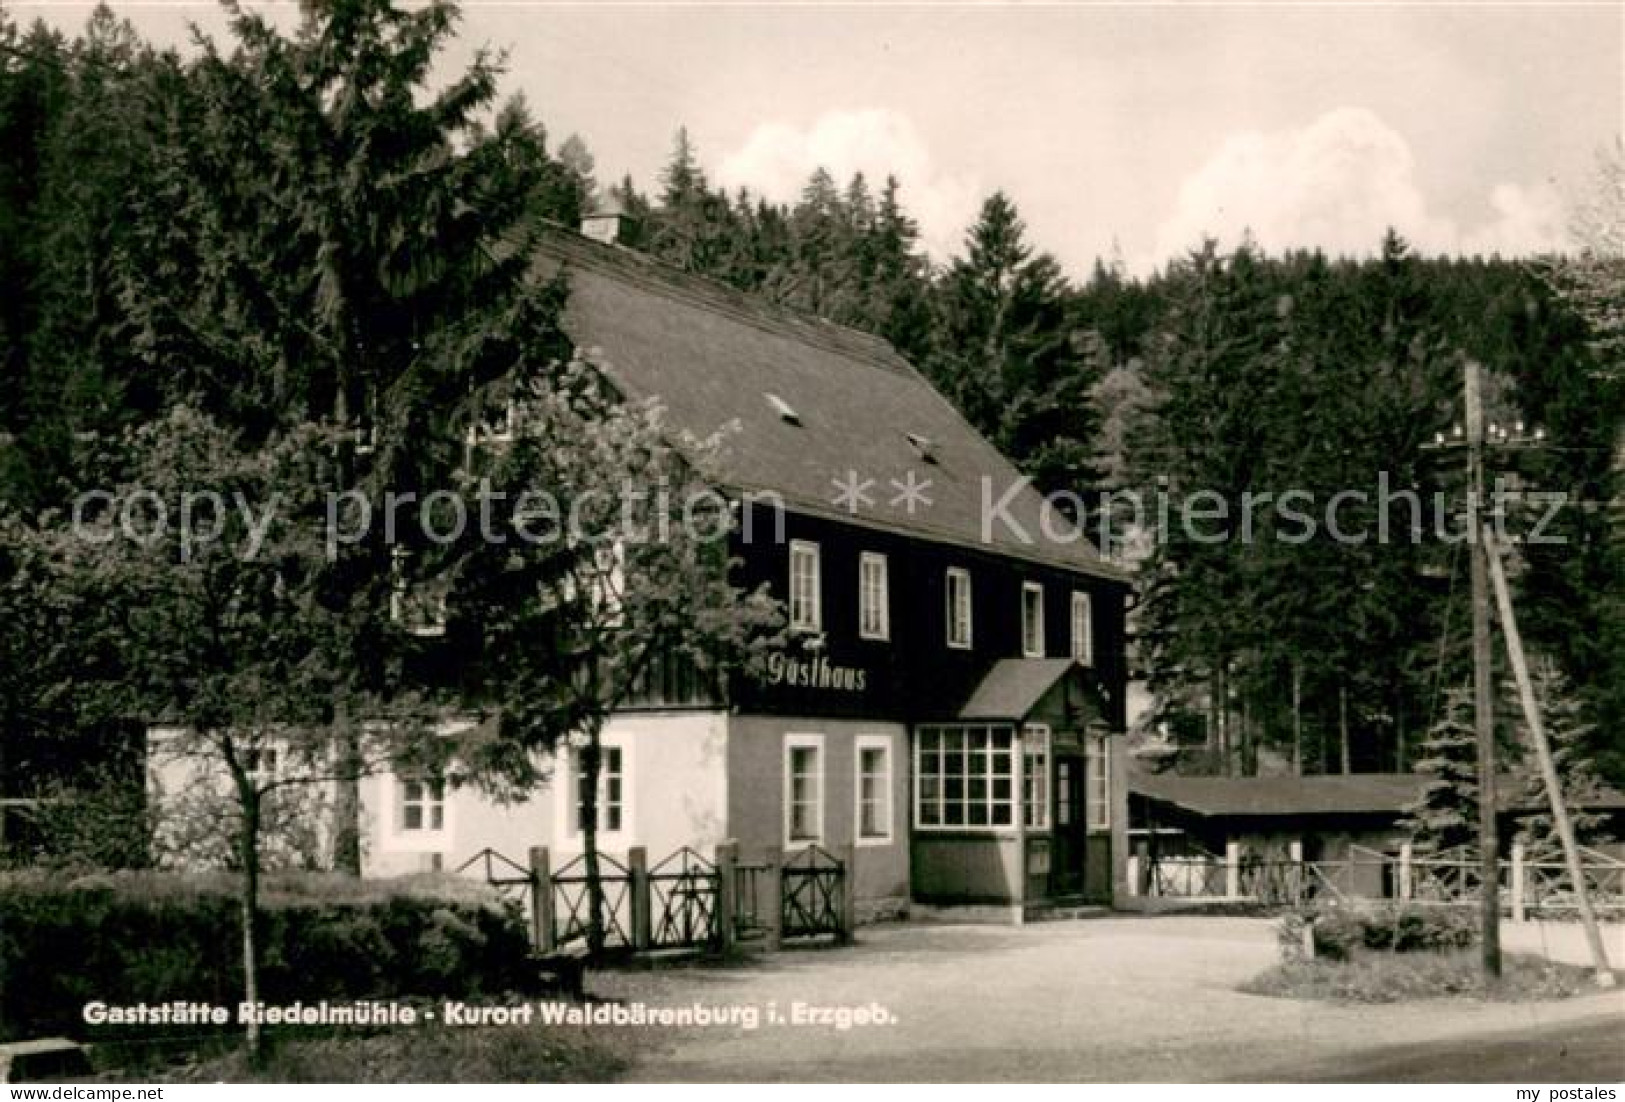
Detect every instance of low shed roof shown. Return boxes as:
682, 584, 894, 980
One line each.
1130, 771, 1625, 819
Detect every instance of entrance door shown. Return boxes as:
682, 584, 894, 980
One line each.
1049, 752, 1088, 897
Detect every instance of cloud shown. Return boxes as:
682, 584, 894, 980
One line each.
1151, 107, 1568, 267
716, 108, 981, 261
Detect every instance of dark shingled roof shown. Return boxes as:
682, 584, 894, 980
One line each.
1130, 771, 1625, 818
534, 228, 1123, 580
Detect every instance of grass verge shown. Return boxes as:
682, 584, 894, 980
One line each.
1240, 950, 1608, 1004
173, 1024, 634, 1083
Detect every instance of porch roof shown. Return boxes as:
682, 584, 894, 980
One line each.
957, 658, 1082, 721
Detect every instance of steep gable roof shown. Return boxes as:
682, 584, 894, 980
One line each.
533, 228, 1123, 581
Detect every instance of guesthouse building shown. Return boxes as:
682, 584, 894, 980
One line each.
154, 220, 1134, 921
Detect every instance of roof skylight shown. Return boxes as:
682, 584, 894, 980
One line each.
765, 393, 801, 425
905, 432, 938, 463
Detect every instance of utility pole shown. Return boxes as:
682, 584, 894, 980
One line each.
1464, 359, 1502, 981
1484, 532, 1616, 987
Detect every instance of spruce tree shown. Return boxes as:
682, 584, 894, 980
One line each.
648, 126, 737, 277
867, 175, 933, 360
931, 191, 1101, 499
1404, 688, 1481, 855
1511, 664, 1613, 857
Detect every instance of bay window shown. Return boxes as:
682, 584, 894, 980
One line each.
1022, 724, 1050, 829
914, 725, 1014, 829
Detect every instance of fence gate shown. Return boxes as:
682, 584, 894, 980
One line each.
782, 845, 845, 938
732, 858, 770, 942
649, 847, 720, 949
552, 850, 633, 950
456, 847, 538, 921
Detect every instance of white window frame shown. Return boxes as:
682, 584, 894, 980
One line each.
854, 734, 894, 846
398, 774, 446, 834
1071, 590, 1093, 666
1023, 724, 1051, 830
389, 546, 448, 638
556, 737, 634, 846
858, 551, 890, 641
591, 541, 627, 626
913, 724, 1017, 832
789, 540, 822, 633
244, 744, 281, 788
465, 396, 518, 447
784, 733, 825, 847
945, 567, 973, 649
1022, 581, 1046, 658
1086, 734, 1111, 832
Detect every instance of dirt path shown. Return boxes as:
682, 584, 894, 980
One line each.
592, 917, 1625, 1082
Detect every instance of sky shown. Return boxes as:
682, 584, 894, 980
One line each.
17, 1, 1622, 278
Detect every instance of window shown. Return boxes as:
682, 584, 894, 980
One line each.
915, 725, 1015, 829
1085, 735, 1111, 831
1022, 581, 1046, 657
785, 735, 824, 845
1056, 761, 1075, 827
465, 396, 517, 446
245, 746, 279, 787
399, 776, 445, 832
859, 552, 890, 640
789, 540, 822, 632
390, 547, 447, 638
592, 542, 626, 625
855, 736, 893, 844
1023, 724, 1050, 829
571, 745, 624, 834
945, 567, 973, 649
1071, 591, 1093, 666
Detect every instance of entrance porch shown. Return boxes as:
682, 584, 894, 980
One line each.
908, 659, 1127, 918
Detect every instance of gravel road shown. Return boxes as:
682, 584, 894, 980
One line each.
591, 916, 1625, 1082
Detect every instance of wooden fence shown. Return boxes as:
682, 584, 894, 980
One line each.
459, 842, 854, 956
1127, 840, 1625, 916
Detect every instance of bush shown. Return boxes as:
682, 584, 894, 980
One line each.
0, 870, 536, 1041
1242, 950, 1595, 1003
1277, 902, 1478, 962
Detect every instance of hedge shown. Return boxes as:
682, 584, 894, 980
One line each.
1278, 902, 1479, 962
0, 870, 536, 1041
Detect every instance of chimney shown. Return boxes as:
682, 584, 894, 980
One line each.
580, 198, 629, 245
